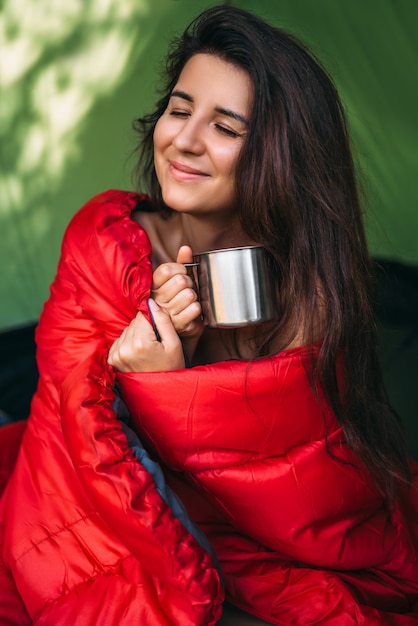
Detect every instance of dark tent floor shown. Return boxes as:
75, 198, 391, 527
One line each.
1, 259, 417, 459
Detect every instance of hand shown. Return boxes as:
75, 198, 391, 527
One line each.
151, 246, 204, 342
107, 300, 185, 372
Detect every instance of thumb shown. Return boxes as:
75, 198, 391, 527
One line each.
148, 299, 179, 345
176, 245, 193, 264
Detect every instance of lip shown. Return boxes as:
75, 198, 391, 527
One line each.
168, 160, 209, 181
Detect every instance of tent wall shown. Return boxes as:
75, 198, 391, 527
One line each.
1, 0, 417, 454
1, 0, 417, 330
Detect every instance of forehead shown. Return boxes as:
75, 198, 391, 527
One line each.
174, 53, 253, 113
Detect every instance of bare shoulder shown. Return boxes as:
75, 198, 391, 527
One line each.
131, 208, 161, 234
131, 210, 183, 266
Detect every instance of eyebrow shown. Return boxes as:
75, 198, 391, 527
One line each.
169, 90, 249, 125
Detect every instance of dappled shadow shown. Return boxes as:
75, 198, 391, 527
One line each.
1, 0, 418, 332
0, 0, 153, 325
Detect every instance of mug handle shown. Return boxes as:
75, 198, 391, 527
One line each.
184, 262, 200, 297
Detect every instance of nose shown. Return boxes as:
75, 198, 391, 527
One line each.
172, 116, 205, 154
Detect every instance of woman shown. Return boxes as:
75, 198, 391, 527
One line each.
0, 5, 417, 625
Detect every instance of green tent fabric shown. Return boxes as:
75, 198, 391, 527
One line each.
1, 0, 417, 329
0, 1, 417, 454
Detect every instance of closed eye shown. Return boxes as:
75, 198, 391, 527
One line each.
169, 109, 189, 117
215, 124, 240, 138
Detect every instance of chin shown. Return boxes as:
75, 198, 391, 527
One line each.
161, 194, 201, 214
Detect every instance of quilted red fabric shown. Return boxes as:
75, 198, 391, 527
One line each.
119, 350, 418, 625
0, 190, 417, 625
0, 190, 223, 625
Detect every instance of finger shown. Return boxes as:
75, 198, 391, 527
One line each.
148, 299, 180, 347
173, 306, 204, 336
108, 308, 184, 373
152, 262, 188, 290
108, 312, 155, 368
152, 273, 194, 305
155, 285, 198, 315
176, 245, 193, 264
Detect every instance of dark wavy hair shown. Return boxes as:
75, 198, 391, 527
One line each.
133, 5, 411, 496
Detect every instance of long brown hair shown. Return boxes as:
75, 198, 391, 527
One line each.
133, 5, 411, 496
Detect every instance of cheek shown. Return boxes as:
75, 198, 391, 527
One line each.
153, 119, 169, 181
220, 145, 242, 179
154, 114, 176, 154
153, 118, 165, 156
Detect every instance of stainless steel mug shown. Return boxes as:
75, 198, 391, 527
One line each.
186, 245, 277, 328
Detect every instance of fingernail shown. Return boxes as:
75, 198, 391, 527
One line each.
148, 298, 160, 312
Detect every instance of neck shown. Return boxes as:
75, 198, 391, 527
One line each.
171, 212, 255, 257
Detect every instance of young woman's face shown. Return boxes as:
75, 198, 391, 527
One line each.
153, 53, 252, 219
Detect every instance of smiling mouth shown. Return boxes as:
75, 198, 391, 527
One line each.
169, 161, 209, 181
